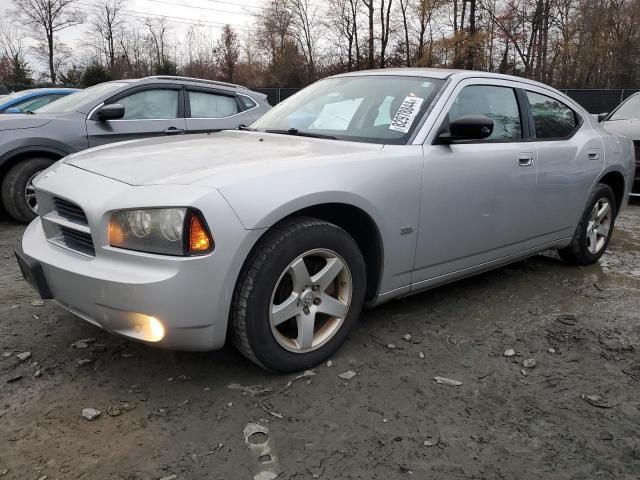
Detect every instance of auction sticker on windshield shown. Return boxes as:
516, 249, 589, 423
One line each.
389, 96, 424, 133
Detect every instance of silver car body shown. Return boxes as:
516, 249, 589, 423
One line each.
20, 69, 635, 350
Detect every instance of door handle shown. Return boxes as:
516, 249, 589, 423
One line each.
518, 154, 534, 167
588, 149, 600, 161
163, 127, 185, 135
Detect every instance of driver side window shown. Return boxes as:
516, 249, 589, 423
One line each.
117, 89, 179, 120
447, 85, 522, 141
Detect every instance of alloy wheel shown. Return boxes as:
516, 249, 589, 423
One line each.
586, 197, 611, 254
24, 172, 40, 215
269, 248, 352, 353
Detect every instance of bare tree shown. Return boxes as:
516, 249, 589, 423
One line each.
398, 0, 411, 66
327, 0, 361, 71
91, 0, 124, 75
144, 16, 172, 73
216, 24, 240, 82
362, 0, 375, 68
0, 19, 32, 84
290, 0, 318, 80
12, 0, 84, 84
379, 0, 393, 68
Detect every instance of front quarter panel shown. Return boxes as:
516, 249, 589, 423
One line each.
219, 144, 424, 294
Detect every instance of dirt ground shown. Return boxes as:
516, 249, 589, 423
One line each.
1, 203, 640, 480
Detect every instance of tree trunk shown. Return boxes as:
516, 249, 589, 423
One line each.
48, 33, 55, 84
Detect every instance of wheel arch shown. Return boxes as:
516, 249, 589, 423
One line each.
597, 169, 625, 214
0, 146, 67, 182
239, 201, 385, 302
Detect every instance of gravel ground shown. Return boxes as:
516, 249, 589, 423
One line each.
1, 202, 640, 480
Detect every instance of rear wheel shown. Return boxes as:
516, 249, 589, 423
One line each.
231, 217, 366, 372
1, 158, 54, 223
558, 183, 616, 265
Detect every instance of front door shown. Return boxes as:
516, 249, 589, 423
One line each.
86, 86, 187, 147
412, 81, 540, 288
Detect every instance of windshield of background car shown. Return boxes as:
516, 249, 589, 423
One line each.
251, 76, 444, 144
36, 82, 127, 113
609, 95, 640, 121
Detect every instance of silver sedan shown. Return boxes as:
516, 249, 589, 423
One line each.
17, 69, 635, 372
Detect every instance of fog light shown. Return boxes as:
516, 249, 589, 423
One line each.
148, 317, 165, 342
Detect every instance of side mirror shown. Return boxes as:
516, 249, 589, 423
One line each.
597, 112, 608, 123
97, 103, 125, 120
439, 115, 494, 143
5, 107, 22, 114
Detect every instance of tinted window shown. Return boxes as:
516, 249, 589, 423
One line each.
447, 85, 522, 140
16, 94, 66, 112
15, 96, 52, 112
526, 91, 578, 138
189, 91, 239, 118
251, 76, 444, 144
239, 95, 257, 109
118, 89, 178, 120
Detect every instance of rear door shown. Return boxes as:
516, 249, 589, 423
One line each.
184, 87, 246, 133
86, 85, 187, 147
523, 88, 604, 237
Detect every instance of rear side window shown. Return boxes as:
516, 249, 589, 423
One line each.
189, 91, 239, 118
118, 89, 178, 120
447, 85, 522, 140
239, 95, 257, 109
526, 91, 579, 139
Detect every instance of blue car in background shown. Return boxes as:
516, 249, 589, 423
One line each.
0, 88, 80, 114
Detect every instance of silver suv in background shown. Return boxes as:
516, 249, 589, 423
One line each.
0, 76, 271, 223
600, 92, 640, 196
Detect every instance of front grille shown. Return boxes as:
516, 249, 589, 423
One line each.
53, 197, 88, 224
58, 226, 95, 256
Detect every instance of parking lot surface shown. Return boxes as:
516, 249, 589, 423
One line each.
1, 203, 640, 479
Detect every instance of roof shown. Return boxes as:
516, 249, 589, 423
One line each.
333, 67, 558, 88
10, 87, 80, 95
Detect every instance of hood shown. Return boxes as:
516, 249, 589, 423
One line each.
0, 113, 57, 131
601, 119, 640, 140
64, 130, 383, 187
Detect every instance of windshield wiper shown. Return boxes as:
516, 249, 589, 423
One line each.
264, 128, 337, 140
236, 124, 255, 131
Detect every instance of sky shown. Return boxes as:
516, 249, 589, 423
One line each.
2, 0, 264, 76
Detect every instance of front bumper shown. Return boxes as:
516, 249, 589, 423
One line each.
19, 166, 263, 351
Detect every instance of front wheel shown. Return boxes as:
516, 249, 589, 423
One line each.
231, 217, 366, 372
559, 183, 616, 265
1, 158, 54, 223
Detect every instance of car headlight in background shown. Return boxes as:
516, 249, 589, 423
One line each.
108, 208, 214, 256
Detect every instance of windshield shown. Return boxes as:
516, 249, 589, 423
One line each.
251, 76, 444, 144
609, 94, 640, 121
36, 82, 126, 113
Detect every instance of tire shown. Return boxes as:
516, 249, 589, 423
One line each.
231, 217, 366, 372
1, 158, 54, 223
558, 183, 616, 265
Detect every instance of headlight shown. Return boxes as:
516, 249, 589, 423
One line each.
108, 208, 214, 256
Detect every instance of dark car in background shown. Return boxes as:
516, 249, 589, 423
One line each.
0, 88, 80, 114
0, 76, 271, 223
601, 92, 640, 197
